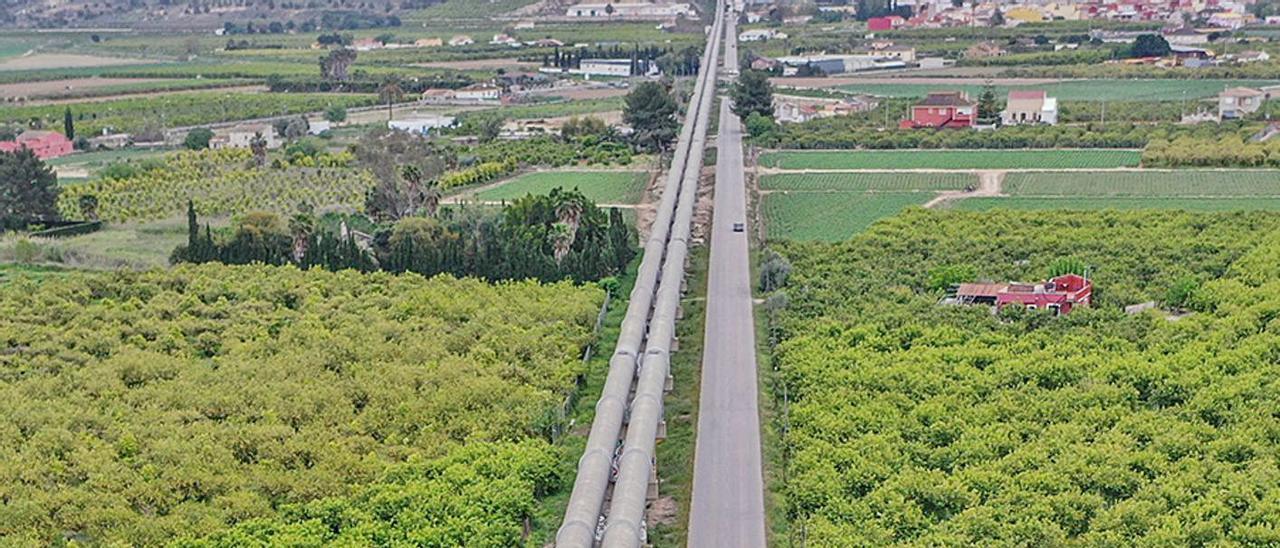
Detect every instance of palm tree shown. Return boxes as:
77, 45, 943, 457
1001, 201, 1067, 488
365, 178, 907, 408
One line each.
378, 74, 404, 121
551, 222, 574, 265
555, 198, 584, 240
289, 212, 315, 262
423, 180, 443, 218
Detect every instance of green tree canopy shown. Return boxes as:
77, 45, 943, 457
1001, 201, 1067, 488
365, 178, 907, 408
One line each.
731, 69, 775, 121
0, 148, 59, 230
623, 81, 678, 152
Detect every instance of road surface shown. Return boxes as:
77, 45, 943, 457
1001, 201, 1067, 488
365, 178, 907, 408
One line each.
686, 97, 767, 547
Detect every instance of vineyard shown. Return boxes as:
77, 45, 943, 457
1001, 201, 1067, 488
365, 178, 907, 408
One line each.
768, 210, 1280, 545
758, 149, 1143, 170
57, 149, 375, 222
0, 264, 602, 546
476, 170, 649, 204
761, 172, 975, 192
763, 192, 932, 242
1003, 170, 1280, 196
0, 91, 376, 135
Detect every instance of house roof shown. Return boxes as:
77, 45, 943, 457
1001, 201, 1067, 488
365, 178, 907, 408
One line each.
1008, 90, 1047, 101
1222, 87, 1264, 97
956, 283, 1007, 298
17, 130, 64, 141
917, 91, 975, 107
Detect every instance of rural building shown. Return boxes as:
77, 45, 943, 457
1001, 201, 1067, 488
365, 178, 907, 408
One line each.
307, 121, 331, 135
491, 33, 520, 46
86, 133, 131, 150
900, 92, 976, 129
0, 130, 73, 159
918, 57, 946, 69
1219, 87, 1267, 119
415, 38, 444, 47
750, 57, 780, 71
352, 37, 383, 51
867, 15, 904, 30
1004, 6, 1045, 23
531, 38, 564, 48
775, 95, 878, 123
739, 29, 787, 42
448, 35, 474, 46
1163, 26, 1208, 45
455, 84, 502, 102
565, 2, 693, 18
209, 124, 280, 150
1001, 90, 1058, 125
951, 274, 1093, 315
388, 115, 456, 135
966, 41, 1006, 58
576, 59, 635, 77
421, 88, 458, 103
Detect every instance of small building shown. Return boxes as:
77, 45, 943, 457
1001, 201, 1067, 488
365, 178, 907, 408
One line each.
867, 15, 904, 31
0, 130, 74, 159
307, 120, 332, 135
750, 57, 780, 71
448, 35, 474, 46
491, 33, 520, 46
952, 274, 1093, 315
1001, 90, 1058, 125
918, 56, 946, 69
1004, 6, 1045, 23
455, 84, 502, 102
209, 123, 279, 150
352, 37, 383, 51
86, 133, 131, 150
388, 115, 456, 135
871, 44, 916, 62
565, 2, 693, 18
531, 38, 564, 48
739, 29, 787, 42
899, 91, 976, 129
415, 38, 444, 48
576, 59, 634, 77
421, 88, 458, 103
966, 41, 1006, 58
1162, 26, 1208, 45
1219, 87, 1267, 119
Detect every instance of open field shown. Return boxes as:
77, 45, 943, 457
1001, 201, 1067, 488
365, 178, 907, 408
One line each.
476, 170, 648, 204
0, 77, 166, 98
763, 191, 933, 241
825, 78, 1280, 101
759, 149, 1143, 170
949, 196, 1280, 212
761, 172, 975, 191
1004, 170, 1280, 196
0, 52, 157, 71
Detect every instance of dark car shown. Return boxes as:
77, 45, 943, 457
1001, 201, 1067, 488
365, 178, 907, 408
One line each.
732, 222, 745, 232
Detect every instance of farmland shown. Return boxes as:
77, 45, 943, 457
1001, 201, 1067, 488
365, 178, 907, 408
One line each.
951, 196, 1280, 212
761, 172, 974, 191
758, 149, 1143, 170
766, 210, 1280, 545
833, 78, 1280, 101
1003, 170, 1280, 196
0, 264, 602, 545
476, 170, 649, 204
763, 192, 933, 241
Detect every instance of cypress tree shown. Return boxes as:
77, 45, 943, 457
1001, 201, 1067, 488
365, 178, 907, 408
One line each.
63, 107, 74, 140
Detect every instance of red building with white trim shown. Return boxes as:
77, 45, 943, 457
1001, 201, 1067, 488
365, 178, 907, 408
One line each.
954, 274, 1093, 315
899, 91, 976, 129
0, 130, 73, 159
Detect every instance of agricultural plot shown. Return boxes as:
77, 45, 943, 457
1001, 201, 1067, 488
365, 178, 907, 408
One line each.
476, 170, 648, 204
0, 264, 602, 545
950, 196, 1280, 212
767, 210, 1280, 545
763, 191, 933, 241
759, 149, 1142, 170
1003, 170, 1280, 196
761, 171, 975, 191
834, 79, 1280, 101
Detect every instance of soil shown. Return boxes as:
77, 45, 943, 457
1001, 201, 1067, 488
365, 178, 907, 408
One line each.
647, 496, 679, 527
923, 170, 1005, 208
0, 53, 153, 71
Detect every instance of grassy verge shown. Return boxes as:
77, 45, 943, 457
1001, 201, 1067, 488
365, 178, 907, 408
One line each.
651, 244, 709, 547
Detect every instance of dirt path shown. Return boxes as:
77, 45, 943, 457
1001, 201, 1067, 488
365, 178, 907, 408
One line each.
924, 170, 1004, 208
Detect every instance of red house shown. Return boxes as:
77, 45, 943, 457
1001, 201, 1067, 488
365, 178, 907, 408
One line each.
0, 130, 73, 159
899, 91, 976, 129
955, 274, 1093, 315
867, 16, 904, 31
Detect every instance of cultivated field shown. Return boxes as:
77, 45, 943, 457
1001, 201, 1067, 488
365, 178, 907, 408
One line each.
0, 53, 155, 71
763, 192, 932, 241
759, 149, 1143, 170
761, 172, 975, 191
950, 196, 1280, 212
831, 79, 1280, 101
1003, 170, 1280, 196
476, 170, 648, 204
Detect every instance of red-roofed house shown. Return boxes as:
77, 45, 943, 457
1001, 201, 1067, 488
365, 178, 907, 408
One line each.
867, 15, 904, 31
0, 130, 73, 159
899, 91, 976, 129
954, 274, 1093, 315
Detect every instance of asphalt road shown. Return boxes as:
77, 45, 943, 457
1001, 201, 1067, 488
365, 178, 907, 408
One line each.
685, 97, 767, 547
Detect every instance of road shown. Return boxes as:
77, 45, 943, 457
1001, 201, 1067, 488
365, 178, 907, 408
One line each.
686, 99, 767, 548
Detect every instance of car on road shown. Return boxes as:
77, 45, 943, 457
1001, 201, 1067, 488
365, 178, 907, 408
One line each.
732, 222, 745, 232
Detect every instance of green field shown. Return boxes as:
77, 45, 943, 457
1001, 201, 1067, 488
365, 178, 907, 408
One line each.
1004, 170, 1280, 196
950, 196, 1280, 212
761, 172, 975, 191
476, 170, 648, 204
763, 191, 933, 241
835, 79, 1280, 101
759, 149, 1143, 170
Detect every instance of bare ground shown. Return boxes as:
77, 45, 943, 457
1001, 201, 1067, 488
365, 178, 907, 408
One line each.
0, 53, 155, 71
924, 170, 1005, 208
690, 166, 715, 246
